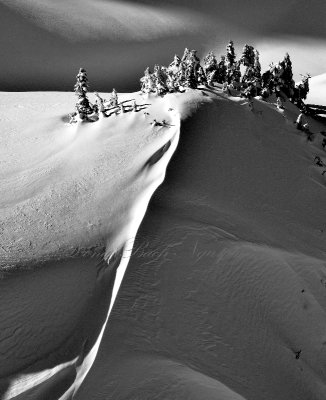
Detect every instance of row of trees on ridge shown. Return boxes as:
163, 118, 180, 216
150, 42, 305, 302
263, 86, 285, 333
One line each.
140, 41, 310, 106
71, 41, 311, 122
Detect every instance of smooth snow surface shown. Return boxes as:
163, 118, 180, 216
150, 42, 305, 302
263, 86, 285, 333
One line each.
77, 90, 326, 400
0, 91, 182, 398
306, 73, 326, 106
1, 88, 326, 399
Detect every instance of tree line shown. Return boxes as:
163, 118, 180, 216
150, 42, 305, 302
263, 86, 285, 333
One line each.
70, 41, 311, 122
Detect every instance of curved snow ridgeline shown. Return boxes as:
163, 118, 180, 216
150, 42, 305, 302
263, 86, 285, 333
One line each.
76, 88, 326, 400
0, 90, 189, 399
1, 87, 326, 399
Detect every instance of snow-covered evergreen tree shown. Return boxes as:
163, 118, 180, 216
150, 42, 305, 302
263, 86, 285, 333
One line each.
76, 97, 93, 121
74, 68, 89, 96
74, 68, 93, 120
175, 62, 187, 88
282, 54, 293, 82
188, 50, 200, 71
184, 63, 197, 89
226, 40, 236, 68
254, 50, 261, 79
94, 92, 106, 116
261, 67, 275, 95
242, 66, 254, 85
226, 41, 237, 84
296, 74, 311, 100
216, 55, 227, 83
279, 53, 295, 98
197, 66, 207, 86
153, 65, 168, 95
240, 48, 261, 90
230, 62, 241, 89
181, 48, 190, 63
140, 67, 154, 94
244, 50, 262, 94
240, 44, 255, 68
74, 67, 89, 97
179, 49, 201, 89
168, 54, 181, 75
166, 70, 180, 92
203, 51, 218, 85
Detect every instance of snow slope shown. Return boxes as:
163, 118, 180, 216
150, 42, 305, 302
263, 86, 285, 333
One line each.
306, 73, 326, 106
74, 90, 326, 400
0, 91, 186, 399
1, 87, 326, 399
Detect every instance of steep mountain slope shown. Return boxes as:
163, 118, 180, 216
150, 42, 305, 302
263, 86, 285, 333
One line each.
0, 90, 186, 399
1, 87, 326, 399
75, 89, 326, 400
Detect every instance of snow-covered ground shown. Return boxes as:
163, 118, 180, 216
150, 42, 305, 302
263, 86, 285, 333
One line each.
76, 89, 326, 400
306, 73, 326, 106
1, 87, 326, 399
0, 90, 188, 399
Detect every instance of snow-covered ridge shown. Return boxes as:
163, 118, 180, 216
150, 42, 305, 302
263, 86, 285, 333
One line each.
1, 84, 326, 399
75, 87, 326, 400
70, 42, 316, 129
0, 90, 189, 399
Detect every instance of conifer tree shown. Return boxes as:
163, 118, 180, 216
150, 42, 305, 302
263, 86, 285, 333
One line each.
166, 70, 177, 92
297, 74, 311, 100
74, 67, 93, 120
186, 50, 201, 82
226, 41, 237, 83
179, 49, 201, 89
226, 40, 236, 69
242, 66, 255, 83
181, 48, 190, 63
240, 44, 255, 68
197, 66, 207, 86
184, 64, 197, 89
282, 54, 293, 81
94, 92, 106, 116
188, 50, 200, 71
176, 62, 187, 88
216, 55, 227, 83
231, 62, 242, 89
74, 67, 89, 97
203, 51, 218, 85
168, 54, 181, 75
280, 53, 295, 98
140, 67, 154, 93
254, 50, 261, 79
153, 65, 168, 95
203, 52, 217, 70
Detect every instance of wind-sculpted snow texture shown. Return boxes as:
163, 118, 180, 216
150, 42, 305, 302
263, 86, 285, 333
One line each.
0, 91, 182, 399
75, 89, 326, 400
1, 88, 326, 399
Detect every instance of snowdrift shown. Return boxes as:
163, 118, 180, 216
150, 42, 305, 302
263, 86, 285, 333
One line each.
306, 73, 326, 107
0, 91, 183, 399
1, 88, 326, 399
75, 90, 326, 400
